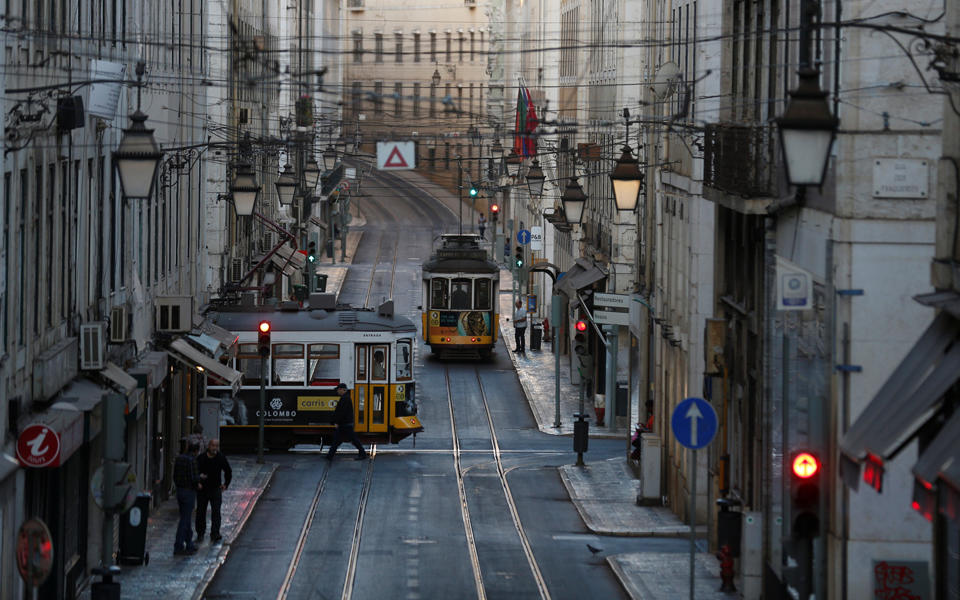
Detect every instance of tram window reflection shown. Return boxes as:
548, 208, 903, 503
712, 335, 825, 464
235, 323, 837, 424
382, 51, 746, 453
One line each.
451, 279, 471, 309
309, 344, 340, 386
396, 339, 412, 380
474, 279, 491, 310
431, 278, 449, 309
237, 343, 264, 386
272, 343, 306, 386
372, 346, 387, 380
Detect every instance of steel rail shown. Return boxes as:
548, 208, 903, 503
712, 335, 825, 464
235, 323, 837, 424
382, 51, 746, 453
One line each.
475, 370, 552, 600
275, 468, 331, 600
446, 368, 487, 600
340, 447, 378, 600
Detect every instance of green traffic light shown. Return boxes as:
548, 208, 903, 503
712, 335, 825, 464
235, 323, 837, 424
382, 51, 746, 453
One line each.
308, 254, 316, 263
469, 186, 479, 197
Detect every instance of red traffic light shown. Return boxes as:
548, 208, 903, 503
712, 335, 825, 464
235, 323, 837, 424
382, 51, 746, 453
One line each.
490, 203, 500, 214
258, 321, 271, 334
575, 320, 588, 332
792, 452, 819, 479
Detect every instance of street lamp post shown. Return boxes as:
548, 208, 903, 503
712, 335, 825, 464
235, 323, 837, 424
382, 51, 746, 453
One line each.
113, 111, 163, 200
777, 69, 838, 187
231, 162, 260, 217
561, 177, 587, 225
610, 146, 644, 211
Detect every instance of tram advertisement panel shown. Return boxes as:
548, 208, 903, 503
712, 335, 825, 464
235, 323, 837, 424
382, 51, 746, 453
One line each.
213, 389, 340, 427
429, 310, 492, 337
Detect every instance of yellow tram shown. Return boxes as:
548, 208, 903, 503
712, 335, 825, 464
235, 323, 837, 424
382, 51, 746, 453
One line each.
205, 294, 422, 449
421, 234, 500, 359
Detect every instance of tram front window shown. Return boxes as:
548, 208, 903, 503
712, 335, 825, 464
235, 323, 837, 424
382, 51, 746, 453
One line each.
396, 339, 412, 380
272, 343, 305, 386
451, 279, 471, 310
431, 278, 449, 309
474, 279, 491, 310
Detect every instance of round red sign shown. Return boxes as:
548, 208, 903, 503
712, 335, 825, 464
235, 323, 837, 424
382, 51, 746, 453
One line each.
16, 518, 53, 587
16, 424, 61, 468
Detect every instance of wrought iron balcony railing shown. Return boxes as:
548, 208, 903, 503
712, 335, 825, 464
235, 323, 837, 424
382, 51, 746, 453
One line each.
703, 123, 779, 198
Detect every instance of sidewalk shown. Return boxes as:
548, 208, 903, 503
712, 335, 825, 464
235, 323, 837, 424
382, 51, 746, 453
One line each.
78, 458, 276, 600
314, 201, 366, 300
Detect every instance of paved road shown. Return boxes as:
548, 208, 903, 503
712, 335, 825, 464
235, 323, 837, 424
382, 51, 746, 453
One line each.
204, 166, 688, 600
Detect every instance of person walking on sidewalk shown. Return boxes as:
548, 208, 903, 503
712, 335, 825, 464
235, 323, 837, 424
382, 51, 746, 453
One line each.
195, 438, 232, 544
326, 383, 369, 461
513, 299, 527, 353
187, 423, 206, 454
173, 440, 201, 555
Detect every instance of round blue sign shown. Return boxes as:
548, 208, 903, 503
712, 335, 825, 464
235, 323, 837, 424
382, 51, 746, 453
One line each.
517, 229, 531, 245
670, 397, 718, 450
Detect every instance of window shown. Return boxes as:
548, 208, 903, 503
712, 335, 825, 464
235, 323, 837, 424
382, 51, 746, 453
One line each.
356, 346, 367, 379
395, 33, 403, 63
374, 81, 383, 114
352, 81, 362, 113
413, 33, 421, 62
309, 344, 340, 385
353, 32, 363, 63
469, 83, 474, 115
445, 32, 451, 61
394, 82, 402, 116
431, 278, 449, 309
470, 32, 475, 61
413, 83, 421, 116
375, 33, 383, 63
458, 33, 464, 62
18, 169, 25, 344
429, 83, 437, 117
474, 279, 491, 310
237, 343, 264, 386
396, 339, 412, 381
271, 343, 305, 386
430, 32, 437, 62
451, 279, 471, 309
371, 345, 387, 381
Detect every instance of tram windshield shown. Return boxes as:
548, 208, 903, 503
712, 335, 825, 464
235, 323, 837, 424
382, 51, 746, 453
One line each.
450, 279, 471, 309
431, 278, 449, 309
474, 279, 491, 310
272, 343, 305, 385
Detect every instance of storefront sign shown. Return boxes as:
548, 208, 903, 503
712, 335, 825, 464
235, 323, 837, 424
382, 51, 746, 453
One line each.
16, 424, 60, 468
872, 158, 929, 199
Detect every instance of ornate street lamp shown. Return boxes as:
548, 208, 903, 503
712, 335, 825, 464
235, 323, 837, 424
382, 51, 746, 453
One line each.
113, 111, 162, 200
505, 150, 522, 177
526, 158, 545, 198
231, 162, 260, 216
275, 163, 297, 206
432, 68, 442, 86
777, 68, 838, 187
560, 177, 587, 225
609, 145, 644, 211
322, 145, 338, 171
304, 156, 322, 190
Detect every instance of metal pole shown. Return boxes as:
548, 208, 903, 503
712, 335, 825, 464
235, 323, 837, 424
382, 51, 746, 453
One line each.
689, 448, 697, 600
258, 355, 266, 463
458, 158, 463, 235
605, 325, 618, 430
552, 295, 562, 427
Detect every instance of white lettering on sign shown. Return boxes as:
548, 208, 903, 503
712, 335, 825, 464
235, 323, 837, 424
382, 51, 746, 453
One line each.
594, 310, 630, 326
594, 292, 630, 308
872, 158, 928, 199
531, 226, 543, 251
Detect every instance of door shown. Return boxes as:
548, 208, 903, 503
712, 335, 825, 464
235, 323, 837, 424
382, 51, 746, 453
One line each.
354, 344, 389, 434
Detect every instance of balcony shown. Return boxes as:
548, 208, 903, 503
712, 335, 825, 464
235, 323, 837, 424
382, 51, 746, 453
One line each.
703, 123, 779, 199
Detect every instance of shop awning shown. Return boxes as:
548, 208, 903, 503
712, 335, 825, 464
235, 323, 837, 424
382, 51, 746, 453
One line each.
839, 311, 960, 492
555, 258, 608, 298
913, 410, 960, 488
270, 244, 306, 277
167, 338, 242, 396
196, 321, 239, 356
99, 362, 138, 396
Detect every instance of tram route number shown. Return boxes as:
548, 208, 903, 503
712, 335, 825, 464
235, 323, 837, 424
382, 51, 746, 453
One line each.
297, 397, 337, 411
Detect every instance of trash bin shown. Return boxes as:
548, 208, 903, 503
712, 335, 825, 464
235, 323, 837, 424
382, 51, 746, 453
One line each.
716, 497, 742, 557
315, 273, 328, 293
530, 322, 543, 351
118, 494, 151, 566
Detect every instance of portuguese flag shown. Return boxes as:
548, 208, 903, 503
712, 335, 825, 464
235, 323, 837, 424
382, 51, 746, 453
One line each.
513, 86, 538, 157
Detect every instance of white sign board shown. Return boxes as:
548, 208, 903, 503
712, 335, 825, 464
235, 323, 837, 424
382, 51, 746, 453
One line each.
594, 309, 630, 326
87, 60, 126, 119
530, 226, 543, 251
776, 256, 813, 311
345, 167, 357, 180
872, 158, 928, 199
594, 292, 630, 309
377, 141, 416, 170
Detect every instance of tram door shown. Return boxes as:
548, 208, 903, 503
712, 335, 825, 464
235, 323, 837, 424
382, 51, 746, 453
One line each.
354, 344, 389, 434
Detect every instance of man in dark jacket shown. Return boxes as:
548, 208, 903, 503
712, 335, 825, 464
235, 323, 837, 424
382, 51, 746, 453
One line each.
195, 438, 232, 543
173, 441, 201, 555
326, 383, 368, 461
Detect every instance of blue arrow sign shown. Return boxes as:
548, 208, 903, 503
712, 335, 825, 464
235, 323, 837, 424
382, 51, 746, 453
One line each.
671, 397, 718, 450
517, 229, 531, 245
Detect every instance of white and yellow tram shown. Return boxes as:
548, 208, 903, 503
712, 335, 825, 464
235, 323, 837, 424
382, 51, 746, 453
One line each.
206, 296, 422, 449
421, 234, 500, 359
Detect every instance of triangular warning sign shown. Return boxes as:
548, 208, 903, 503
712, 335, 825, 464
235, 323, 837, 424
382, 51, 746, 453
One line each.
383, 146, 409, 168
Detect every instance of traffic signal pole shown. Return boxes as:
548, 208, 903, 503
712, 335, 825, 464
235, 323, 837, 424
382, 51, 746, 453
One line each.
258, 355, 265, 464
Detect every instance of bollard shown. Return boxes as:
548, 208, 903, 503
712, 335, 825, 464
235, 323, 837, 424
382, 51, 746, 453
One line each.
91, 566, 121, 600
573, 413, 589, 466
716, 544, 737, 592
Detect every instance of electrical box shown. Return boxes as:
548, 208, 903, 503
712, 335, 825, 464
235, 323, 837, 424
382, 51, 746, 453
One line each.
637, 432, 661, 504
742, 511, 763, 600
